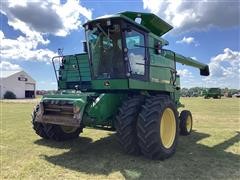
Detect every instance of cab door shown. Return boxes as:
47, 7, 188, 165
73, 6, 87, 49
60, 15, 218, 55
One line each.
125, 28, 148, 80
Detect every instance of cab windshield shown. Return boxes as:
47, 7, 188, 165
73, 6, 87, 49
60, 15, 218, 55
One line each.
86, 23, 125, 79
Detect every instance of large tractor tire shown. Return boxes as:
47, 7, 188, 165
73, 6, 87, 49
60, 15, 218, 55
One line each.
137, 95, 179, 160
32, 105, 49, 139
179, 110, 193, 136
43, 124, 82, 141
116, 95, 144, 155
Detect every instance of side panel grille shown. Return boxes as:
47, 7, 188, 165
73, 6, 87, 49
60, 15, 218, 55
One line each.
43, 101, 74, 117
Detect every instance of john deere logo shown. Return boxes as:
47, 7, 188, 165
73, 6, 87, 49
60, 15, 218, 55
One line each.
104, 81, 110, 86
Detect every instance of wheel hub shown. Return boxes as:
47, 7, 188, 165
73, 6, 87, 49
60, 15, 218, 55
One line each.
61, 126, 78, 133
160, 108, 176, 149
186, 116, 192, 132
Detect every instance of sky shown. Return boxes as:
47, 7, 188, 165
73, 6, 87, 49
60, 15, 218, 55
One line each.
0, 0, 239, 90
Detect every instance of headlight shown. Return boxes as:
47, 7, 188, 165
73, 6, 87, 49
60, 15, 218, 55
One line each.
73, 106, 80, 113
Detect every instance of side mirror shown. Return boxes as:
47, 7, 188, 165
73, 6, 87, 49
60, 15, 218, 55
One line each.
83, 41, 88, 53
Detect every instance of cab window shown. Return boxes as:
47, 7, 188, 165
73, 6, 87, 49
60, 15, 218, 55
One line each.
125, 30, 145, 76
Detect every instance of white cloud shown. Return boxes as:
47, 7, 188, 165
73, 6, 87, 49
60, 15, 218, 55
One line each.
203, 48, 240, 88
177, 68, 193, 78
191, 57, 197, 61
1, 0, 92, 37
0, 30, 57, 62
176, 36, 194, 44
143, 0, 239, 33
209, 48, 240, 78
0, 0, 92, 62
176, 36, 199, 46
0, 61, 22, 71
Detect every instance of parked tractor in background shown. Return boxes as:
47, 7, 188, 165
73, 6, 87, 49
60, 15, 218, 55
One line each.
32, 12, 209, 160
204, 88, 221, 99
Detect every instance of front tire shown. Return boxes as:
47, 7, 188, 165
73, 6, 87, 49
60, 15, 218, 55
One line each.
32, 104, 82, 141
137, 95, 179, 160
32, 105, 49, 139
43, 124, 82, 141
116, 95, 144, 155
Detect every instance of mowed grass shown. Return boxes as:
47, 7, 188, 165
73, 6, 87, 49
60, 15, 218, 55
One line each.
0, 98, 240, 179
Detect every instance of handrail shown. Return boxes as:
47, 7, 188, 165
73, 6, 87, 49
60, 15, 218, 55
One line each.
52, 56, 60, 81
51, 55, 90, 82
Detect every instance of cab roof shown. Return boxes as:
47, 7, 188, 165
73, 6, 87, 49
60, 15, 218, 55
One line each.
84, 11, 173, 37
120, 11, 173, 36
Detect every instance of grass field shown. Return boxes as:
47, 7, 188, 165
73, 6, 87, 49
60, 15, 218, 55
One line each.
1, 98, 240, 179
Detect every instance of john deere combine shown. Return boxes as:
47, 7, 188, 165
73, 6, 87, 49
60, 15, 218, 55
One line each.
32, 12, 209, 160
204, 88, 221, 99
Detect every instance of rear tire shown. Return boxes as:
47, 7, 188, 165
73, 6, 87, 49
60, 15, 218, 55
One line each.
43, 124, 82, 141
179, 110, 192, 136
116, 95, 144, 155
137, 95, 179, 160
32, 105, 49, 139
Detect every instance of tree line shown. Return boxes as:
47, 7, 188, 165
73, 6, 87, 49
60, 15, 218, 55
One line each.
180, 87, 239, 97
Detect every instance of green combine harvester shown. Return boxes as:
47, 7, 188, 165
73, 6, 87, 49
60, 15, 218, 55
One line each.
32, 12, 209, 160
204, 88, 221, 99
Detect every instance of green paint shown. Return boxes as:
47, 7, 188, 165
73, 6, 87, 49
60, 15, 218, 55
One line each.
91, 79, 129, 90
84, 93, 127, 127
129, 79, 174, 92
120, 11, 173, 36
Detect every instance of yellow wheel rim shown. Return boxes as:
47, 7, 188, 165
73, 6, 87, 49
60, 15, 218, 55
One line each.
186, 115, 192, 132
160, 108, 176, 149
61, 126, 77, 133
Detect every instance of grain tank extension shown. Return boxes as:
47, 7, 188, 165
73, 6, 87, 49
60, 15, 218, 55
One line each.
32, 12, 209, 160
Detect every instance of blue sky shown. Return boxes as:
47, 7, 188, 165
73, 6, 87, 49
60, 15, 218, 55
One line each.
0, 0, 239, 90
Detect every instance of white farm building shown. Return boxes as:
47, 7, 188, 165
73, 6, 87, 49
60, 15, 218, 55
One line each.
0, 70, 36, 99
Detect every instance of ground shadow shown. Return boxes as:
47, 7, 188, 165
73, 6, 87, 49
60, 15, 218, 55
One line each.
34, 136, 92, 149
35, 131, 240, 179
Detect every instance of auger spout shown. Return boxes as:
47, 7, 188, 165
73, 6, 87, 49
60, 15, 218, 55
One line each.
162, 49, 210, 76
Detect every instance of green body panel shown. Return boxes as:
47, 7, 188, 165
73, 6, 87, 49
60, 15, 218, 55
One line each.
149, 54, 174, 84
120, 11, 173, 36
91, 79, 129, 90
148, 34, 174, 85
84, 93, 126, 127
129, 79, 174, 92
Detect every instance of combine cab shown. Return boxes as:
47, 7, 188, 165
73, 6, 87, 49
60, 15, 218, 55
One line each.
32, 11, 209, 160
